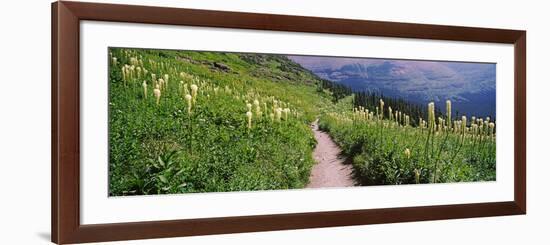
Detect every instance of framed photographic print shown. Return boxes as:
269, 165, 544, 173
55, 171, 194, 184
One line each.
51, 1, 526, 244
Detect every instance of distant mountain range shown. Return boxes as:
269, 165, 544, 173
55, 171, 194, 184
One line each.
288, 55, 496, 119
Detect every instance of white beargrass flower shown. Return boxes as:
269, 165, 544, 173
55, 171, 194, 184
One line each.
284, 108, 290, 120
446, 100, 452, 128
153, 85, 161, 105
142, 81, 147, 99
246, 103, 252, 112
178, 80, 184, 93
379, 99, 384, 119
190, 84, 198, 103
246, 111, 253, 129
185, 94, 192, 113
164, 74, 169, 89
269, 113, 275, 122
404, 148, 411, 159
158, 78, 165, 90
414, 169, 421, 184
183, 83, 189, 95
461, 116, 467, 133
254, 99, 261, 116
489, 122, 495, 138
428, 102, 435, 130
191, 84, 198, 95
395, 111, 399, 123
136, 67, 142, 78
275, 108, 282, 121
121, 66, 127, 82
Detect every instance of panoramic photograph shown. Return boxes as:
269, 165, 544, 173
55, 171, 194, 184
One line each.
108, 48, 496, 196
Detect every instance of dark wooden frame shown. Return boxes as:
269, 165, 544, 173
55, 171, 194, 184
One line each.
52, 1, 526, 244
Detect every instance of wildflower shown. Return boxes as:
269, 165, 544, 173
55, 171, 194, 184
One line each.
414, 169, 421, 184
183, 83, 189, 95
275, 108, 282, 121
398, 111, 402, 124
246, 103, 252, 112
379, 99, 384, 119
461, 116, 467, 133
446, 100, 452, 127
428, 102, 435, 130
121, 66, 127, 82
158, 78, 165, 90
388, 107, 393, 121
269, 113, 275, 122
185, 94, 192, 113
273, 100, 278, 112
191, 84, 198, 103
111, 57, 117, 65
164, 74, 169, 89
254, 99, 260, 116
142, 81, 147, 99
395, 111, 399, 123
284, 108, 290, 120
130, 57, 139, 66
404, 148, 411, 159
153, 85, 161, 105
246, 111, 253, 129
136, 67, 142, 78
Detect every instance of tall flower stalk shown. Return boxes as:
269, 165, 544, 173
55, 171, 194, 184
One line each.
153, 85, 161, 105
246, 111, 253, 129
142, 81, 147, 99
446, 100, 452, 129
184, 94, 193, 155
424, 102, 435, 181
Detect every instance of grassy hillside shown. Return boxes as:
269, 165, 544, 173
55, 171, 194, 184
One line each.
108, 47, 496, 196
108, 48, 334, 196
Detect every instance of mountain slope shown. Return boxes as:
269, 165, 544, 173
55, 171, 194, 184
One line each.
288, 55, 496, 118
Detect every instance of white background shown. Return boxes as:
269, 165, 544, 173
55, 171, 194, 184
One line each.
80, 21, 514, 224
0, 0, 546, 244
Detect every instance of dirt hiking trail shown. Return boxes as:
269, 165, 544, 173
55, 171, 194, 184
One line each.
306, 119, 355, 188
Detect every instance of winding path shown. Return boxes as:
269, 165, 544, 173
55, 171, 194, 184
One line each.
306, 119, 355, 188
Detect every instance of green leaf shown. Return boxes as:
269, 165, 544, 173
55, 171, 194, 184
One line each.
158, 175, 168, 183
